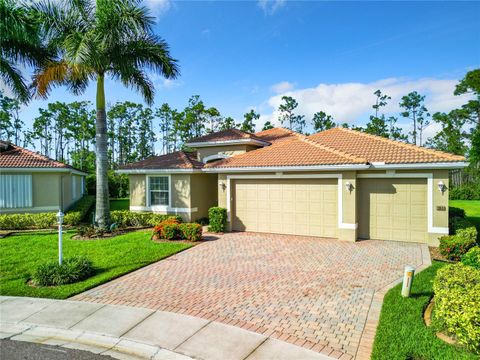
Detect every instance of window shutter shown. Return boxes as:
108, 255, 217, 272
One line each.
0, 174, 33, 208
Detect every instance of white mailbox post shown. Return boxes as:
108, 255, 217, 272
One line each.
56, 210, 64, 265
401, 265, 415, 297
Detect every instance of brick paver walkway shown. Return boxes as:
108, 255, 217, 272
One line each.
72, 232, 428, 359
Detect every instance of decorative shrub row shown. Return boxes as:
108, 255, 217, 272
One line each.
32, 256, 95, 286
439, 225, 477, 261
208, 207, 227, 233
110, 211, 182, 228
449, 183, 480, 200
152, 219, 202, 241
433, 263, 480, 354
0, 195, 95, 230
462, 246, 480, 269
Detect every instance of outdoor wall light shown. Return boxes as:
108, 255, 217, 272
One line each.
220, 182, 227, 191
438, 181, 446, 193
345, 181, 353, 192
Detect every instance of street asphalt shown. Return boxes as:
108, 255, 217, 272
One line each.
0, 339, 112, 360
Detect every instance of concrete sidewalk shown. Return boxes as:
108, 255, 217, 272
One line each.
0, 296, 335, 360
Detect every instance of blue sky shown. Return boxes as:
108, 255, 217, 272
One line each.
16, 0, 480, 137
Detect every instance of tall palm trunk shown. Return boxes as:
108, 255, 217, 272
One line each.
95, 74, 110, 229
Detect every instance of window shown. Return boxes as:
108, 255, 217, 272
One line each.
149, 176, 169, 206
0, 174, 32, 208
72, 176, 77, 200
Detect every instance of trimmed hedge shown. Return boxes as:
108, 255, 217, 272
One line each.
32, 256, 95, 286
462, 247, 480, 269
152, 220, 202, 241
450, 183, 480, 200
439, 218, 477, 261
208, 207, 227, 233
449, 206, 466, 219
0, 196, 94, 230
110, 211, 182, 228
179, 223, 202, 241
433, 263, 480, 354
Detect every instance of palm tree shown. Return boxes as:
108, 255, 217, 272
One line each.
0, 0, 51, 102
32, 0, 179, 229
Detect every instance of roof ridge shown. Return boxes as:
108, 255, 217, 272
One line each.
334, 127, 464, 160
179, 150, 194, 168
299, 134, 368, 163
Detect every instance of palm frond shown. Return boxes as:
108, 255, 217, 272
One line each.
111, 67, 154, 105
0, 57, 30, 102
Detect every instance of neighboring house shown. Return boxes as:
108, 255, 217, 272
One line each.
0, 141, 87, 213
118, 127, 466, 245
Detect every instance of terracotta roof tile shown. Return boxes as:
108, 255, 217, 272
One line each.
119, 151, 204, 170
187, 129, 268, 144
254, 127, 302, 144
308, 127, 465, 164
205, 135, 366, 168
0, 141, 80, 170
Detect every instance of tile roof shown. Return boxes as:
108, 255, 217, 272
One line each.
0, 141, 82, 171
205, 135, 367, 168
119, 151, 204, 170
308, 127, 465, 164
187, 129, 269, 144
254, 127, 302, 144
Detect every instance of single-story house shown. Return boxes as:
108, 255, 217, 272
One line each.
0, 141, 87, 213
118, 127, 466, 245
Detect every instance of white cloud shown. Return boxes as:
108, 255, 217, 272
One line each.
257, 0, 286, 15
261, 77, 472, 133
270, 81, 294, 94
143, 0, 171, 17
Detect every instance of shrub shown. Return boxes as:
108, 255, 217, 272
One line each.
195, 217, 209, 226
77, 225, 105, 238
110, 211, 182, 228
152, 218, 181, 239
0, 195, 94, 230
449, 206, 466, 219
162, 223, 179, 240
462, 247, 480, 269
433, 263, 480, 354
449, 183, 480, 200
440, 216, 478, 260
208, 207, 227, 233
179, 223, 202, 241
32, 256, 95, 286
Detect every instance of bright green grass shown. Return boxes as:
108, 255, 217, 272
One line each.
0, 230, 191, 299
372, 261, 477, 360
109, 198, 130, 211
450, 200, 480, 231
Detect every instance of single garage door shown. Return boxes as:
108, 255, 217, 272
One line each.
358, 178, 428, 243
232, 178, 337, 238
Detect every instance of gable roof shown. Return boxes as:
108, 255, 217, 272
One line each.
119, 151, 204, 170
186, 129, 270, 146
0, 141, 86, 173
254, 127, 301, 145
308, 127, 465, 164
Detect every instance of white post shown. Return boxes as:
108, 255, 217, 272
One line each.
56, 210, 64, 265
401, 265, 415, 297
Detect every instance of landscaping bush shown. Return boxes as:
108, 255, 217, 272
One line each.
440, 216, 478, 260
433, 263, 480, 354
32, 256, 95, 286
152, 218, 181, 239
449, 206, 466, 219
195, 217, 209, 226
110, 211, 182, 228
208, 207, 227, 233
449, 183, 480, 200
462, 247, 480, 269
179, 223, 202, 241
0, 195, 94, 230
162, 223, 179, 240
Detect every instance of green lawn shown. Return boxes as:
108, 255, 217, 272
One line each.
372, 261, 477, 360
109, 198, 130, 211
450, 200, 480, 231
0, 230, 191, 299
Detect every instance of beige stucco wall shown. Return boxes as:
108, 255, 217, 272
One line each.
1, 171, 85, 213
190, 174, 218, 221
129, 174, 147, 207
196, 145, 258, 162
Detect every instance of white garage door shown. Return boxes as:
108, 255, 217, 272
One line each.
232, 179, 338, 238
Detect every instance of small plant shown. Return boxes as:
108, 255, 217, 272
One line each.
208, 207, 227, 233
32, 256, 95, 286
433, 263, 480, 354
462, 246, 480, 269
179, 223, 202, 241
152, 218, 181, 239
77, 225, 105, 238
439, 226, 477, 261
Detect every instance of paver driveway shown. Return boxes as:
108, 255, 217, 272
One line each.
72, 232, 429, 359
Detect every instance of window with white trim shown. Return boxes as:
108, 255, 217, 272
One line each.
0, 174, 33, 208
149, 176, 169, 206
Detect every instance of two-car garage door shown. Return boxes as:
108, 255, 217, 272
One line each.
231, 177, 428, 243
232, 179, 338, 238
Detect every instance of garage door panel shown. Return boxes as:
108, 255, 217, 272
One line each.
233, 179, 337, 238
359, 178, 427, 243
